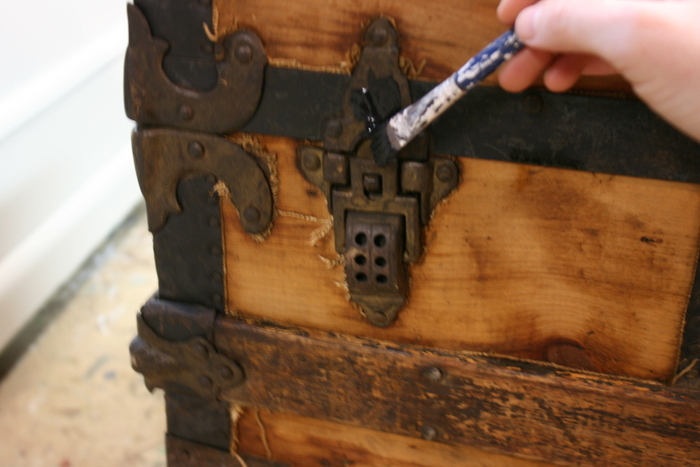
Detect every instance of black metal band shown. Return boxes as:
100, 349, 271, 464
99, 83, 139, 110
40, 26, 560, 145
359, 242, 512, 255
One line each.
242, 66, 700, 184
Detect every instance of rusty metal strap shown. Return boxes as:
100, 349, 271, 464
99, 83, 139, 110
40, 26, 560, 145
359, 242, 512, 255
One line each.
214, 315, 700, 467
240, 66, 700, 184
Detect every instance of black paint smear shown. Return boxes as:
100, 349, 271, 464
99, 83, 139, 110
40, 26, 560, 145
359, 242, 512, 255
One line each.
350, 71, 403, 135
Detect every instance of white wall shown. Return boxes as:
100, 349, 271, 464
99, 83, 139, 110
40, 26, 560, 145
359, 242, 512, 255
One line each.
0, 1, 141, 352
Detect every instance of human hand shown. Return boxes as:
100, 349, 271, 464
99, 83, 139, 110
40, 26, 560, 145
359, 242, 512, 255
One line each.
497, 0, 700, 142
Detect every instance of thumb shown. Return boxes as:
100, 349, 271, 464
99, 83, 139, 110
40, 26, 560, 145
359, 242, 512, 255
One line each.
514, 0, 640, 67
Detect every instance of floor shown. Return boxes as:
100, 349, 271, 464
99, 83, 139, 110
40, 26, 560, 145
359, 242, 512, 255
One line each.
0, 205, 166, 467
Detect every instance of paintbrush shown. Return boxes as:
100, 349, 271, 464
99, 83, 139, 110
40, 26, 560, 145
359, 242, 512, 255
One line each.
371, 29, 524, 166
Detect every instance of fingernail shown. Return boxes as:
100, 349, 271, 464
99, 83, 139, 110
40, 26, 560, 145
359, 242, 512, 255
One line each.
515, 5, 539, 40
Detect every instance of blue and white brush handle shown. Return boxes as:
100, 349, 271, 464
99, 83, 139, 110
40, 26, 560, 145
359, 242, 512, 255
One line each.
385, 29, 524, 152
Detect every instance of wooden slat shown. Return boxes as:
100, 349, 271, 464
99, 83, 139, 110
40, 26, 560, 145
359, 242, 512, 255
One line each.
222, 135, 700, 382
216, 317, 700, 467
236, 409, 555, 467
214, 0, 630, 91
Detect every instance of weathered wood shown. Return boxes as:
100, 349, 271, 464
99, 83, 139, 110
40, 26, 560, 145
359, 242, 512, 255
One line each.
214, 0, 630, 91
222, 135, 700, 382
236, 409, 555, 467
167, 435, 286, 467
216, 317, 700, 467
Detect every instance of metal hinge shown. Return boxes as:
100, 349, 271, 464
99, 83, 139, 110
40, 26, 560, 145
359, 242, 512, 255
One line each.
130, 298, 245, 398
299, 18, 458, 327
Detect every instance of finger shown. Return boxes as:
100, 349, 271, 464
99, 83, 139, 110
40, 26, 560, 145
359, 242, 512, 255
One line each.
514, 0, 633, 64
497, 0, 540, 25
543, 54, 590, 92
581, 58, 617, 76
498, 47, 554, 92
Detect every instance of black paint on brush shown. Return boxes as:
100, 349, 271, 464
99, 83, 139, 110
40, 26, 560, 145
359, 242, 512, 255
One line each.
370, 127, 397, 167
349, 71, 403, 165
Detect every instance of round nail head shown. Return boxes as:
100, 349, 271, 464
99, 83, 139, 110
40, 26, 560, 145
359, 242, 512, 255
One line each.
220, 366, 234, 380
198, 375, 213, 389
369, 310, 389, 327
424, 366, 443, 382
235, 43, 253, 64
422, 425, 437, 441
303, 152, 321, 171
178, 104, 194, 121
188, 141, 204, 158
436, 164, 455, 183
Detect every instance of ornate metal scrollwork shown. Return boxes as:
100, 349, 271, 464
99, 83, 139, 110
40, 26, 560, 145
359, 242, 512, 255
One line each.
133, 128, 273, 235
124, 3, 266, 133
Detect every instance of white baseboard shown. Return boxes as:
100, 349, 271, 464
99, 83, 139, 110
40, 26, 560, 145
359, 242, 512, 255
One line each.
0, 146, 141, 352
0, 3, 139, 353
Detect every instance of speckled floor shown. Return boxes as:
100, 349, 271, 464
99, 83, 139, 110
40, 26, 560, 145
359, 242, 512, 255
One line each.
0, 206, 166, 467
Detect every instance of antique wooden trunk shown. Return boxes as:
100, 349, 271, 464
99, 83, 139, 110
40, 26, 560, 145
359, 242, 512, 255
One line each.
126, 0, 700, 465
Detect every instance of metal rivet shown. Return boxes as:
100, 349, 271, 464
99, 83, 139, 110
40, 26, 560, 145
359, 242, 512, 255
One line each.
235, 43, 253, 64
243, 206, 261, 222
436, 164, 455, 183
210, 246, 222, 256
370, 25, 388, 46
220, 366, 234, 380
213, 294, 223, 306
198, 375, 213, 389
423, 367, 443, 382
522, 94, 544, 115
369, 311, 389, 326
422, 425, 437, 441
194, 342, 209, 358
188, 141, 204, 158
302, 151, 321, 171
178, 104, 194, 121
325, 119, 343, 139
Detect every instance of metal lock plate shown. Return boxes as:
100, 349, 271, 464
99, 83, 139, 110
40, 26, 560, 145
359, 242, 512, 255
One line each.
298, 17, 458, 327
345, 212, 407, 327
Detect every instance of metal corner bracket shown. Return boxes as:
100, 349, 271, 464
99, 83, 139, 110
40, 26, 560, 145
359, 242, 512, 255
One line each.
133, 127, 273, 235
124, 3, 266, 133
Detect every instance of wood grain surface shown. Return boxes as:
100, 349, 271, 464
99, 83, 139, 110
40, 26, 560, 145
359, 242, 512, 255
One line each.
214, 0, 630, 91
222, 135, 700, 382
236, 409, 555, 467
217, 318, 700, 467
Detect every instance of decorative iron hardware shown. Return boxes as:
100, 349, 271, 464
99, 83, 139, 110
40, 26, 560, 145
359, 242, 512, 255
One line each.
133, 127, 273, 234
298, 18, 458, 326
133, 0, 218, 91
124, 3, 266, 133
130, 311, 244, 399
